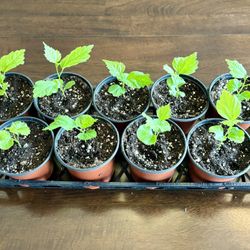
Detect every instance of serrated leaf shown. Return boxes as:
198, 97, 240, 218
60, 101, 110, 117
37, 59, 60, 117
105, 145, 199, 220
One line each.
103, 59, 125, 78
228, 127, 245, 143
156, 104, 171, 121
8, 121, 30, 136
172, 52, 198, 75
33, 79, 60, 98
163, 64, 174, 75
77, 129, 97, 141
136, 124, 157, 146
0, 81, 9, 96
226, 79, 242, 93
64, 80, 75, 91
0, 130, 14, 150
221, 119, 242, 127
225, 59, 247, 79
0, 49, 25, 73
60, 45, 94, 69
126, 71, 153, 89
75, 115, 97, 129
167, 74, 186, 97
237, 91, 250, 101
43, 42, 61, 64
108, 84, 126, 97
151, 119, 171, 134
209, 125, 226, 142
44, 115, 76, 131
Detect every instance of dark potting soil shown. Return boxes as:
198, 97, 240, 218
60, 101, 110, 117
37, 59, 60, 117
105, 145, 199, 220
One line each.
210, 78, 250, 120
189, 123, 250, 176
123, 119, 185, 171
0, 122, 52, 174
38, 74, 92, 118
57, 119, 117, 169
152, 78, 208, 119
95, 80, 149, 121
0, 74, 32, 121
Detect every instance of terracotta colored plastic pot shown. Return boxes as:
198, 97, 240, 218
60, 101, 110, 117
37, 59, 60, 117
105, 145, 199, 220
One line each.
121, 117, 187, 182
93, 76, 151, 133
151, 74, 209, 134
0, 72, 34, 124
0, 116, 54, 180
54, 115, 120, 182
34, 72, 93, 123
208, 73, 250, 130
187, 118, 250, 183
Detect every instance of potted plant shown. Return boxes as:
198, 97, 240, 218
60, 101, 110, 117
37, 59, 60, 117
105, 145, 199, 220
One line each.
121, 105, 187, 182
33, 42, 94, 121
151, 52, 209, 134
93, 60, 153, 130
0, 116, 54, 180
45, 114, 119, 181
208, 59, 250, 130
187, 90, 250, 182
0, 49, 33, 123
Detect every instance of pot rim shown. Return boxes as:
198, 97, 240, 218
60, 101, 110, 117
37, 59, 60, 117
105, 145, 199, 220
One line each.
54, 115, 120, 172
151, 74, 209, 122
93, 75, 151, 124
33, 72, 93, 121
121, 116, 188, 174
187, 118, 250, 179
0, 116, 54, 177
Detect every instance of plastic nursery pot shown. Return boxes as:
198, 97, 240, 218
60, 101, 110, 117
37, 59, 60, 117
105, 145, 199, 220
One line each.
0, 72, 34, 124
187, 118, 250, 182
54, 115, 120, 182
93, 76, 151, 132
208, 73, 250, 130
0, 116, 54, 180
151, 74, 209, 134
121, 117, 187, 182
34, 72, 93, 123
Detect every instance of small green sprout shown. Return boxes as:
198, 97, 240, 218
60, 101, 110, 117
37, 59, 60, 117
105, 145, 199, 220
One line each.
162, 52, 199, 98
137, 104, 171, 145
33, 42, 94, 98
209, 90, 245, 145
44, 114, 97, 141
225, 59, 250, 102
0, 49, 26, 97
0, 121, 30, 150
103, 59, 153, 97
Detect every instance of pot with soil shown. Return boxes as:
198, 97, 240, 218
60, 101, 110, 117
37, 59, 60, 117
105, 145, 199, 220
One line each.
47, 114, 119, 182
121, 105, 187, 182
93, 60, 153, 131
0, 117, 54, 180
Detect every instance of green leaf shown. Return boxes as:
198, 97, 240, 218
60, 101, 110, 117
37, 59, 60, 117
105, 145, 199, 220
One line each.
103, 60, 125, 78
156, 104, 171, 121
0, 130, 14, 150
216, 90, 241, 121
0, 82, 9, 96
33, 79, 61, 98
136, 124, 157, 146
63, 80, 75, 91
77, 129, 97, 141
43, 42, 61, 64
172, 52, 198, 75
163, 64, 174, 75
167, 74, 186, 97
0, 49, 25, 73
225, 59, 247, 79
60, 45, 94, 69
209, 125, 226, 142
75, 115, 97, 129
0, 73, 5, 83
108, 84, 126, 97
8, 121, 30, 136
228, 127, 245, 143
226, 79, 242, 93
126, 71, 153, 89
151, 119, 171, 134
221, 119, 242, 127
44, 115, 76, 131
237, 91, 250, 101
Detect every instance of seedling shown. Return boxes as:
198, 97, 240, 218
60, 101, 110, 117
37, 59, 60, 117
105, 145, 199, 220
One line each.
33, 42, 94, 98
0, 121, 30, 150
0, 49, 25, 97
103, 60, 153, 97
225, 59, 250, 101
137, 104, 171, 145
162, 52, 199, 98
209, 90, 245, 145
44, 114, 97, 141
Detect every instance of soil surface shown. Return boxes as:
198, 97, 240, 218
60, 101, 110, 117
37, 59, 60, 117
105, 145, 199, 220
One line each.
57, 119, 117, 169
95, 79, 149, 121
189, 122, 250, 176
210, 77, 250, 120
123, 119, 185, 171
0, 121, 53, 174
152, 77, 208, 119
38, 74, 92, 118
0, 74, 33, 121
